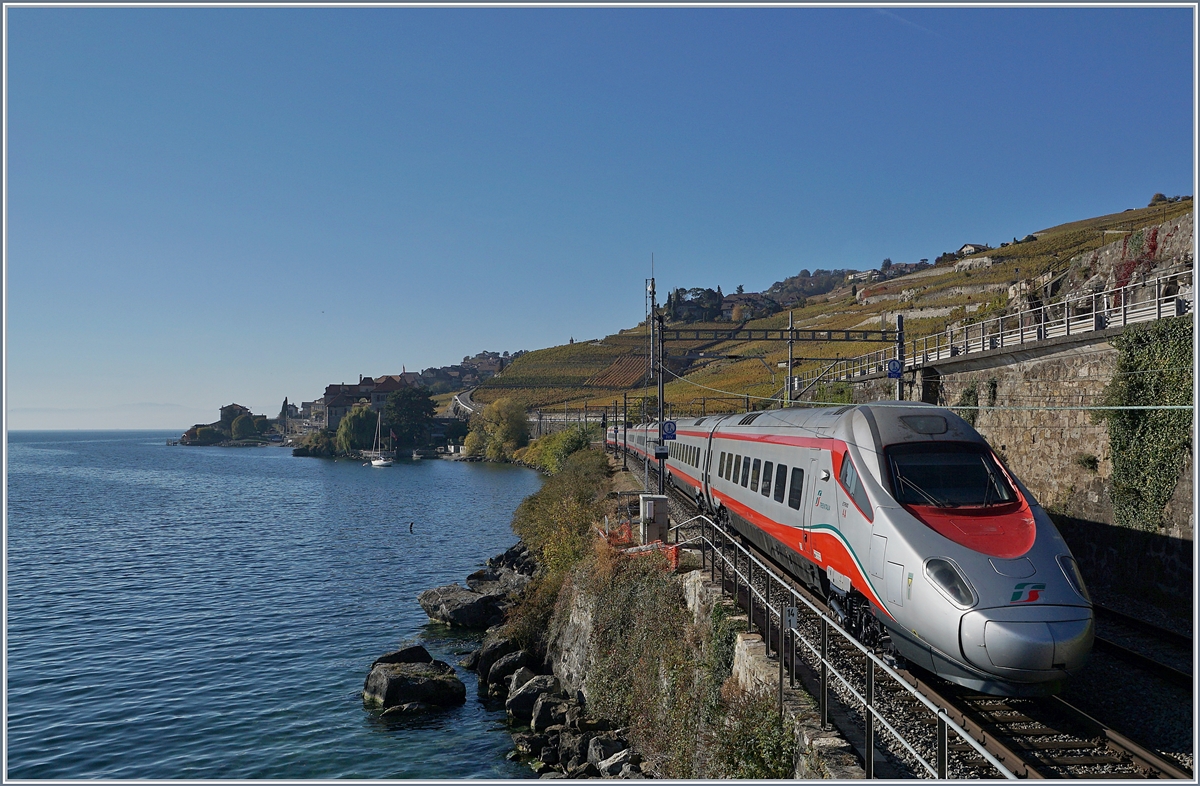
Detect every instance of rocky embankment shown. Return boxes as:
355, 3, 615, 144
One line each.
363, 541, 649, 778
460, 626, 648, 779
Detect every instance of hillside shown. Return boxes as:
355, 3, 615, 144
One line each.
474, 198, 1194, 416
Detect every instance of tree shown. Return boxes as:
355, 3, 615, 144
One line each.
383, 388, 437, 447
464, 398, 529, 461
735, 284, 744, 295
851, 284, 858, 298
881, 258, 893, 273
1149, 193, 1168, 206
231, 413, 258, 440
279, 397, 290, 420
730, 304, 745, 322
293, 430, 335, 457
335, 403, 378, 454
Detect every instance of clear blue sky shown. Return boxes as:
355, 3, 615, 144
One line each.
5, 6, 1194, 429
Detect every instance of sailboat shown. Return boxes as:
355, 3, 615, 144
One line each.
369, 412, 393, 467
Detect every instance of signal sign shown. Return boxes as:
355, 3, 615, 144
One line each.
887, 359, 902, 379
662, 420, 677, 440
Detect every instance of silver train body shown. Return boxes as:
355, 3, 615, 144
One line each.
609, 403, 1093, 696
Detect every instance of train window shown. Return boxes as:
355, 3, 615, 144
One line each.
787, 468, 805, 509
773, 464, 788, 503
761, 461, 773, 497
732, 455, 742, 482
719, 452, 727, 478
750, 459, 761, 491
885, 443, 1016, 508
839, 457, 874, 521
740, 457, 751, 487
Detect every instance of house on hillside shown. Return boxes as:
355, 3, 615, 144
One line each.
847, 270, 881, 283
958, 243, 990, 256
319, 374, 410, 430
721, 292, 779, 320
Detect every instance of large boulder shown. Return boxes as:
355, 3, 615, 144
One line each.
487, 650, 534, 693
466, 566, 533, 597
531, 694, 569, 733
488, 542, 537, 575
363, 660, 466, 710
507, 674, 561, 721
508, 667, 537, 695
558, 729, 596, 768
587, 734, 626, 767
598, 748, 637, 777
418, 584, 506, 629
476, 636, 519, 682
371, 645, 433, 667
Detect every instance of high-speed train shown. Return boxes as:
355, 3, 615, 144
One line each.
609, 403, 1093, 696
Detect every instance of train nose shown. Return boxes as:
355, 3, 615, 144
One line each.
960, 606, 1093, 680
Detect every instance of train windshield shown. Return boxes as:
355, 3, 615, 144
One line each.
885, 443, 1016, 508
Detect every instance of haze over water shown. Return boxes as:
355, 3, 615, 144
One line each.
6, 431, 542, 779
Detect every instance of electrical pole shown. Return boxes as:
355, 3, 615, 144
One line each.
652, 277, 666, 495
896, 314, 906, 401
622, 392, 628, 470
786, 310, 794, 408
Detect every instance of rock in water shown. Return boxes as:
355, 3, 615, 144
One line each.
486, 650, 534, 693
506, 674, 561, 721
363, 660, 466, 710
371, 645, 434, 668
417, 584, 506, 629
475, 636, 518, 682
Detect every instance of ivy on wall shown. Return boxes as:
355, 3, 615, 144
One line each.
955, 382, 980, 427
1096, 316, 1193, 531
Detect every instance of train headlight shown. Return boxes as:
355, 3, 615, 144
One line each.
1057, 555, 1090, 602
924, 557, 977, 609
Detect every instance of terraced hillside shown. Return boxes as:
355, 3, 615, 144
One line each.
474, 199, 1193, 416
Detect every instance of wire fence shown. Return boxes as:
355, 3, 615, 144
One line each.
669, 512, 1017, 779
795, 268, 1194, 390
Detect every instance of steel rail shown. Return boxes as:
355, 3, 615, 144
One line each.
1047, 696, 1194, 780
671, 512, 1017, 779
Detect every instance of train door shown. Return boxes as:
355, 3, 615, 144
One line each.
798, 454, 820, 546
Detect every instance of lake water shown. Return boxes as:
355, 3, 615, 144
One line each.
5, 431, 543, 779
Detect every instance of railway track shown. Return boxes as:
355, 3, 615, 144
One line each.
1091, 604, 1193, 689
645, 466, 1192, 779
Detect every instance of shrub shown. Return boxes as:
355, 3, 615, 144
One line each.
231, 414, 258, 440
955, 382, 980, 426
293, 430, 336, 457
193, 426, 226, 445
705, 685, 798, 778
464, 397, 529, 461
516, 423, 600, 473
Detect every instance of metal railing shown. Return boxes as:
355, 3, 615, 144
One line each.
795, 268, 1193, 390
669, 513, 1016, 779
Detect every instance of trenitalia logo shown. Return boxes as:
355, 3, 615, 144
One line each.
1010, 582, 1046, 603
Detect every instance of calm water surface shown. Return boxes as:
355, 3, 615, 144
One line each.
6, 431, 543, 778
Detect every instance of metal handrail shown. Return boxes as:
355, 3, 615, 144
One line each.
795, 268, 1193, 391
674, 513, 1017, 779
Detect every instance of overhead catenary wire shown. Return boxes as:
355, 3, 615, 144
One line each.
657, 363, 1192, 411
